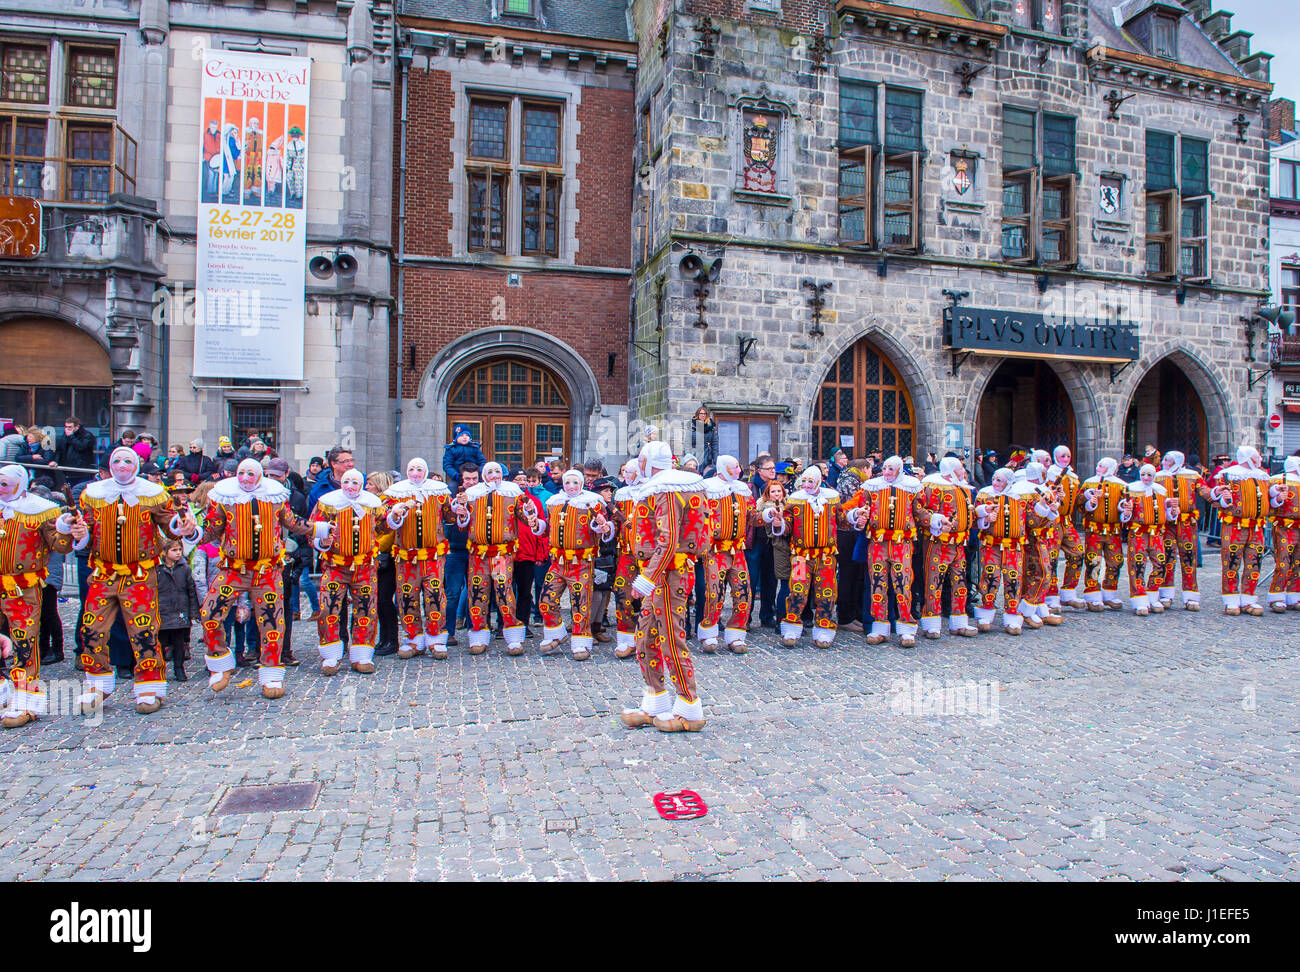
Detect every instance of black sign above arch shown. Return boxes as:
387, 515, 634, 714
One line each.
943, 305, 1139, 362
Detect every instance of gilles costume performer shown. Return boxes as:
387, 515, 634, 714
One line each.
620, 442, 710, 732
451, 461, 536, 655
1154, 450, 1206, 609
189, 458, 313, 698
846, 456, 923, 648
0, 464, 77, 727
1120, 463, 1173, 616
1268, 455, 1300, 611
767, 466, 846, 649
538, 469, 615, 661
75, 447, 189, 714
1207, 446, 1270, 616
973, 468, 1029, 634
1045, 446, 1084, 611
698, 455, 756, 654
610, 461, 643, 659
309, 468, 393, 673
1081, 457, 1129, 611
1017, 462, 1062, 629
915, 456, 977, 640
383, 459, 454, 660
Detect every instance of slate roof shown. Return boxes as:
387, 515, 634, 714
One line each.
400, 0, 633, 43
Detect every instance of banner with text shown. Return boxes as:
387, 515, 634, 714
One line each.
194, 50, 310, 379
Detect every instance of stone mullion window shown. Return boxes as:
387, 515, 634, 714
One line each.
1011, 0, 1062, 35
518, 100, 562, 257
0, 41, 50, 104
837, 79, 876, 246
881, 86, 922, 252
1143, 130, 1211, 282
66, 46, 117, 110
1000, 107, 1077, 267
465, 94, 565, 258
467, 96, 511, 254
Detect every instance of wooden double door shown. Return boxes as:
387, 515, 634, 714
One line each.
447, 415, 568, 472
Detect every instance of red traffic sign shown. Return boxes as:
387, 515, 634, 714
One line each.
653, 790, 708, 820
1270, 413, 1283, 430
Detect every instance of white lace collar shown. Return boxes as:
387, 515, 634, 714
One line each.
862, 474, 921, 493
0, 492, 57, 520
789, 485, 840, 513
384, 478, 451, 502
544, 489, 605, 511
317, 487, 384, 517
633, 469, 706, 499
701, 476, 752, 500
210, 476, 290, 506
82, 475, 166, 507
920, 473, 970, 490
1218, 464, 1269, 482
464, 480, 524, 501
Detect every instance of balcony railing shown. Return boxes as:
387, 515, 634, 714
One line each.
0, 114, 136, 204
1269, 332, 1300, 368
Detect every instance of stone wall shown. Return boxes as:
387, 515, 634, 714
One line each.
629, 2, 1269, 468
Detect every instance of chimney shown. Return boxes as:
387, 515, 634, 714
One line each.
1270, 98, 1296, 143
1201, 10, 1232, 39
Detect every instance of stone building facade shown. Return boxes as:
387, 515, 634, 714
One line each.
1266, 97, 1300, 460
393, 1, 636, 472
0, 0, 396, 472
628, 0, 1274, 471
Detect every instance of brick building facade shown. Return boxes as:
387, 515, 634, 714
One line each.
394, 1, 636, 471
628, 0, 1275, 472
0, 0, 396, 472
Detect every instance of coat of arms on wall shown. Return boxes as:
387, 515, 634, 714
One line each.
742, 112, 778, 193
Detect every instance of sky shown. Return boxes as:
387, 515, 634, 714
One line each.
1223, 0, 1300, 108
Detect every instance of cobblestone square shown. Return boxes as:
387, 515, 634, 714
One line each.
1, 556, 1296, 882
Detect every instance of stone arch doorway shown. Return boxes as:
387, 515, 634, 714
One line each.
811, 336, 917, 461
1124, 357, 1208, 463
0, 316, 114, 442
975, 358, 1075, 461
446, 355, 571, 470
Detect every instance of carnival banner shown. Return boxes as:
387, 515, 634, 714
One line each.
193, 50, 310, 379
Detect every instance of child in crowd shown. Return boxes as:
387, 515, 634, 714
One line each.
156, 539, 200, 681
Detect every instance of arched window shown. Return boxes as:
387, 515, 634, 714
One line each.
447, 356, 571, 470
813, 338, 915, 460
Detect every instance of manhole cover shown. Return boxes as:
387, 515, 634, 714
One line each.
214, 782, 320, 814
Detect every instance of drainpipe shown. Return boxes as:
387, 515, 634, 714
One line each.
394, 44, 412, 470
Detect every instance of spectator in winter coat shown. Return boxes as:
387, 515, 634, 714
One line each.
0, 422, 24, 462
176, 438, 218, 484
156, 540, 201, 681
55, 417, 97, 471
214, 436, 237, 466
512, 468, 547, 638
442, 423, 487, 490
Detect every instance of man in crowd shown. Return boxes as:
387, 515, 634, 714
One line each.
55, 417, 98, 477
308, 446, 354, 513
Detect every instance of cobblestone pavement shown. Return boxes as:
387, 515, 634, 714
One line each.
1, 555, 1297, 881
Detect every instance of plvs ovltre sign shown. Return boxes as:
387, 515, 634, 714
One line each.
943, 306, 1140, 362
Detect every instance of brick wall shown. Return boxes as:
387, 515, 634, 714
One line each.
575, 85, 635, 268
404, 67, 455, 257
399, 265, 629, 404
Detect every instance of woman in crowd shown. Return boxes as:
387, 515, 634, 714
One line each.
366, 471, 400, 656
757, 479, 792, 624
